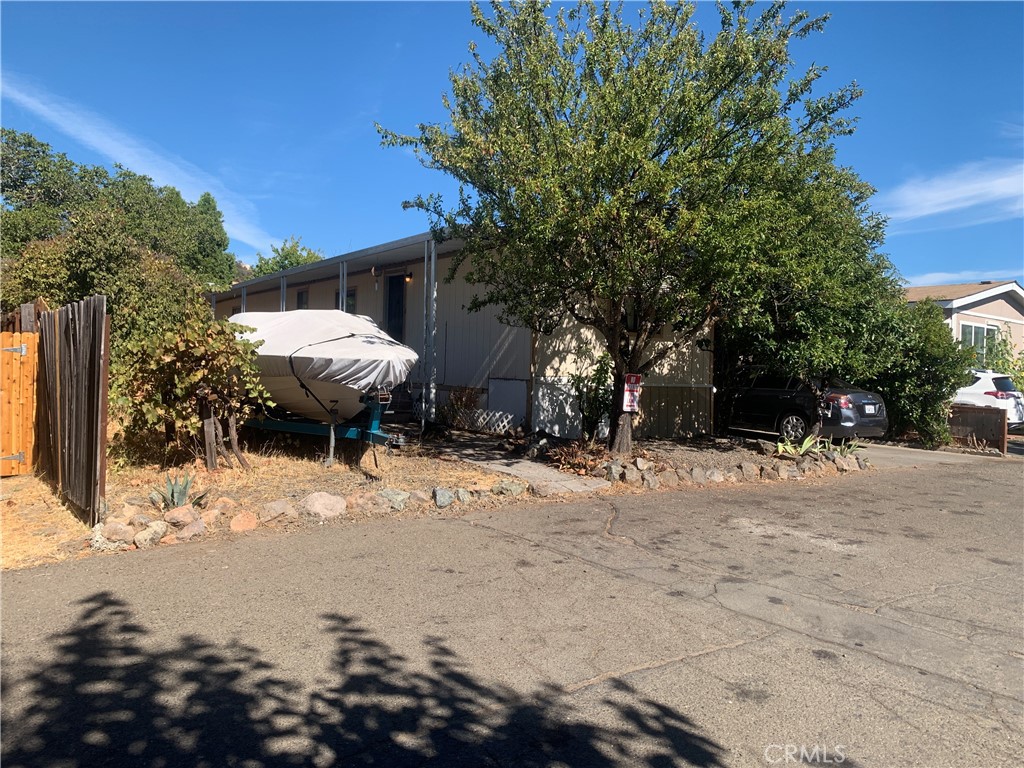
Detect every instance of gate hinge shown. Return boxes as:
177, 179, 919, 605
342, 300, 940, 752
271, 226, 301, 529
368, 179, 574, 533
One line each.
1, 452, 25, 463
2, 344, 28, 356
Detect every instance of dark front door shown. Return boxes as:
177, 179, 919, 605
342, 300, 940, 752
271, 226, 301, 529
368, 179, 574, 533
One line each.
386, 274, 405, 342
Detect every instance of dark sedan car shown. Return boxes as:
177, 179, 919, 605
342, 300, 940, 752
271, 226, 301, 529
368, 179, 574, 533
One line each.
727, 374, 889, 441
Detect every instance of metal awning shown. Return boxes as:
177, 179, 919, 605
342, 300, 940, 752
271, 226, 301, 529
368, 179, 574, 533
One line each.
209, 231, 464, 430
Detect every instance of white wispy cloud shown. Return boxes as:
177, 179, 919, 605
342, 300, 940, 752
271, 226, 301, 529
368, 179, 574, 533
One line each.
2, 74, 277, 252
878, 159, 1024, 233
904, 269, 1023, 287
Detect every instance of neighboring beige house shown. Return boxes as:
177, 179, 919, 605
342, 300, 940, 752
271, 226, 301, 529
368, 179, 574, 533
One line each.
905, 280, 1024, 365
209, 232, 713, 438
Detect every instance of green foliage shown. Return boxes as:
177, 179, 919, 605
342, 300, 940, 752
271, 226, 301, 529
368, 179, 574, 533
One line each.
149, 471, 209, 510
980, 327, 1024, 391
1, 129, 234, 289
818, 437, 862, 457
0, 134, 272, 461
567, 348, 613, 443
864, 301, 974, 448
250, 236, 324, 277
379, 0, 876, 446
775, 434, 820, 457
119, 297, 273, 458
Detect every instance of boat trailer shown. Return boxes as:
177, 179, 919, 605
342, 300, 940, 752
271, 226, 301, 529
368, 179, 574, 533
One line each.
248, 389, 400, 467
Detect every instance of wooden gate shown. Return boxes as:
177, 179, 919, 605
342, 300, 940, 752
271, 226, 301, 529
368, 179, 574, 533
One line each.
38, 296, 110, 526
1, 331, 39, 476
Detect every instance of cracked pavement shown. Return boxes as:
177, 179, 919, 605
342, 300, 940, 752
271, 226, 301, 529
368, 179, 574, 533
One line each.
2, 447, 1022, 767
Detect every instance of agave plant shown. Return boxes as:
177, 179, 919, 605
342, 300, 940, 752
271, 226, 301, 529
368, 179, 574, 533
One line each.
149, 472, 209, 510
775, 435, 822, 458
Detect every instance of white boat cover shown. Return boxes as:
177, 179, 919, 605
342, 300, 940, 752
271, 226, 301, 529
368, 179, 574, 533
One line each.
231, 310, 418, 422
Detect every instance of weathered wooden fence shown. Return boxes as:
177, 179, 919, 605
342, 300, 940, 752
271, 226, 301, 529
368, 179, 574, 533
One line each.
1, 331, 39, 476
949, 403, 1008, 454
38, 296, 110, 526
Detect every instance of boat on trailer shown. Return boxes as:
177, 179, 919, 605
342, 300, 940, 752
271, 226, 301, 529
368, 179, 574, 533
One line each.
231, 310, 419, 426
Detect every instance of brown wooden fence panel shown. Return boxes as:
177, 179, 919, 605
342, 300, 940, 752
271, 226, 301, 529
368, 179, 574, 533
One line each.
1, 331, 39, 476
37, 296, 109, 526
949, 404, 1008, 454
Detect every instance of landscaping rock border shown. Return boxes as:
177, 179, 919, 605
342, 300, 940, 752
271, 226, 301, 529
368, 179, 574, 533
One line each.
86, 448, 872, 554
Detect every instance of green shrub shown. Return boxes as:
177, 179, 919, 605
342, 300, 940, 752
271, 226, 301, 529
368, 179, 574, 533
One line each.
867, 301, 973, 448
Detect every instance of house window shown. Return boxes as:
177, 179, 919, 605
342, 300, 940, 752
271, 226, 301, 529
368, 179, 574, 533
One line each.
296, 289, 309, 310
335, 288, 356, 313
960, 323, 996, 365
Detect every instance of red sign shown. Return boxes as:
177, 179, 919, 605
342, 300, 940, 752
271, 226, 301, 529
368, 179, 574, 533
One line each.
623, 373, 642, 413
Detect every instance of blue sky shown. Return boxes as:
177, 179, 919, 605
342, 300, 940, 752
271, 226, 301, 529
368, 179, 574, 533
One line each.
2, 1, 1021, 286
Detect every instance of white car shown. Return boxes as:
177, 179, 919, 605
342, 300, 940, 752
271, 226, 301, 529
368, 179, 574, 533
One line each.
953, 370, 1024, 427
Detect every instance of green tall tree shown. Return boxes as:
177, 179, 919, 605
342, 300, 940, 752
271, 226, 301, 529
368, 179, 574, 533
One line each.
1, 129, 235, 289
250, 236, 324, 277
379, 0, 877, 450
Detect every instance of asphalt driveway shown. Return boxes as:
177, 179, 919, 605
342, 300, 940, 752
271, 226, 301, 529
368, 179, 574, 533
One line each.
2, 446, 1021, 767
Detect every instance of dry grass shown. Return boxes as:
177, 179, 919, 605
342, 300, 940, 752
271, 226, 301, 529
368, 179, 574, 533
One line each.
1, 475, 92, 570
2, 436, 517, 571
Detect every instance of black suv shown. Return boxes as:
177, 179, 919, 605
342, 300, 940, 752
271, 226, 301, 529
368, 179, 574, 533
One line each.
726, 374, 888, 441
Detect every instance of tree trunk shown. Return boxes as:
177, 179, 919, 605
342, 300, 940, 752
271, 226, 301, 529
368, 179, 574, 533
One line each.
227, 412, 251, 471
607, 369, 634, 456
200, 401, 217, 471
212, 416, 234, 469
610, 413, 633, 455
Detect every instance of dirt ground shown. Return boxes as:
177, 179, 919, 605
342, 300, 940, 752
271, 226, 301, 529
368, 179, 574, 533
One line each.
0, 433, 780, 572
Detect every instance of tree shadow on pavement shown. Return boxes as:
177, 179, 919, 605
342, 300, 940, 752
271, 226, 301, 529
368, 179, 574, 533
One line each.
1, 592, 725, 767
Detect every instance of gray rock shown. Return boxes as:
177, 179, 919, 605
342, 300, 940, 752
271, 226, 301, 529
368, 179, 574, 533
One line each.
124, 495, 152, 508
90, 524, 130, 552
379, 488, 411, 511
622, 465, 643, 486
657, 469, 680, 488
530, 482, 555, 498
706, 468, 726, 483
164, 506, 198, 528
760, 465, 781, 481
408, 490, 432, 505
300, 492, 347, 522
433, 487, 456, 508
635, 457, 651, 472
129, 513, 155, 530
856, 455, 868, 470
784, 465, 803, 480
100, 521, 135, 544
454, 488, 474, 504
755, 440, 776, 456
739, 462, 760, 482
846, 455, 862, 471
121, 502, 148, 520
261, 498, 297, 522
833, 455, 850, 472
492, 479, 528, 496
641, 470, 660, 490
134, 521, 169, 549
723, 469, 740, 483
605, 461, 624, 482
176, 518, 206, 542
821, 450, 837, 462
690, 467, 707, 485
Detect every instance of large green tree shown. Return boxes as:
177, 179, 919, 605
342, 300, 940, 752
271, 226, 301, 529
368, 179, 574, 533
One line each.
379, 0, 877, 449
1, 129, 235, 288
250, 235, 324, 277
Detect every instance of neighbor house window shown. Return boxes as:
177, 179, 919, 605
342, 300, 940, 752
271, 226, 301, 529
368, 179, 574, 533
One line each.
960, 322, 996, 365
296, 289, 309, 310
335, 288, 356, 313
